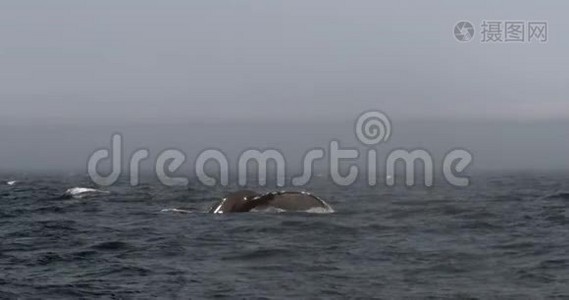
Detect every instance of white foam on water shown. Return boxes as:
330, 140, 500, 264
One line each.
304, 206, 335, 214
64, 187, 109, 199
160, 208, 194, 214
250, 205, 335, 214
212, 198, 227, 214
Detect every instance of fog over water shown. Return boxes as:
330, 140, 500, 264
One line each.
2, 3, 569, 298
1, 0, 568, 172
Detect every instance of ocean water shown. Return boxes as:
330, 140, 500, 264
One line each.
1, 172, 569, 299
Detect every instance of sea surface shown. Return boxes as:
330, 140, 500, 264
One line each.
1, 172, 569, 299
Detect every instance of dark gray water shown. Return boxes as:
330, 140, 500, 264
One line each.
1, 172, 569, 299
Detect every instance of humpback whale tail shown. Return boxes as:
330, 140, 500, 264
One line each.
209, 190, 334, 214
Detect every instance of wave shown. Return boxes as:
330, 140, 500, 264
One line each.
160, 208, 195, 214
541, 191, 569, 200
249, 206, 334, 214
62, 187, 110, 199
304, 206, 335, 214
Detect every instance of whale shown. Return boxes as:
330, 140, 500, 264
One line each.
209, 190, 334, 214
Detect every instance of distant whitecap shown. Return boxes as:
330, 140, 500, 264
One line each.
160, 208, 194, 214
63, 187, 109, 199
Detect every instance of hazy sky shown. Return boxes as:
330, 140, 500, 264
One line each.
0, 1, 568, 171
1, 0, 568, 124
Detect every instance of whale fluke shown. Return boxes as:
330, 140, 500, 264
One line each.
208, 190, 261, 213
253, 191, 334, 213
210, 190, 334, 214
